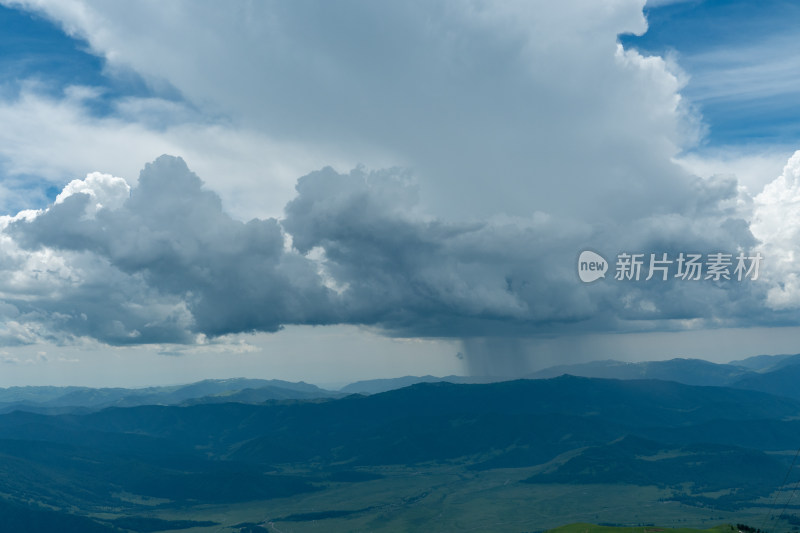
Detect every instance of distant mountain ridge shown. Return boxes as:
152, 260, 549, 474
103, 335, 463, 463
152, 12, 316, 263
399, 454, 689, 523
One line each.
339, 374, 505, 394
525, 354, 800, 401
6, 353, 800, 415
0, 378, 341, 413
728, 353, 800, 370
525, 358, 750, 386
340, 353, 800, 399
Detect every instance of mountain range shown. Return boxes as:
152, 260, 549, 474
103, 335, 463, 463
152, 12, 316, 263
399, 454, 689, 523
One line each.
0, 378, 340, 414
5, 353, 800, 414
342, 353, 800, 399
2, 353, 800, 531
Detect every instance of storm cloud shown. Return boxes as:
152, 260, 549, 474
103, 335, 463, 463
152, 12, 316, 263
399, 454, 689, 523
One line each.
4, 156, 336, 344
0, 154, 783, 347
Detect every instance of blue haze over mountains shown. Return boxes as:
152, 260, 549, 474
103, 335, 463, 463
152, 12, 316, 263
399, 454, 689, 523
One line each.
5, 353, 800, 412
3, 353, 800, 530
340, 353, 800, 396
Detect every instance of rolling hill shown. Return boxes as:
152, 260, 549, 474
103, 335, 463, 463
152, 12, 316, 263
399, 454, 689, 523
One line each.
0, 374, 799, 530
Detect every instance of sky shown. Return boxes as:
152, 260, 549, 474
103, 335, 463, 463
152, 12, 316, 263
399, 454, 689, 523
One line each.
0, 0, 800, 387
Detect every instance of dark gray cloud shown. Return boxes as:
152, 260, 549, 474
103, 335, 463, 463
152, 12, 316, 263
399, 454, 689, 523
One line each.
283, 164, 768, 338
7, 156, 336, 344
283, 166, 595, 336
0, 156, 778, 347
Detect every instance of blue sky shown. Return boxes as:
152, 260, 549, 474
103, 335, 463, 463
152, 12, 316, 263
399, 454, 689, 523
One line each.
0, 5, 163, 123
0, 1, 799, 387
625, 0, 800, 147
0, 7, 103, 92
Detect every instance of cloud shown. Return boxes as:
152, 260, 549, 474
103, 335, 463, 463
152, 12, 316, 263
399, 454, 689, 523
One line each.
1, 0, 701, 223
683, 32, 800, 105
55, 171, 129, 214
0, 84, 377, 220
0, 1, 793, 358
7, 156, 338, 344
0, 155, 772, 348
284, 164, 768, 336
283, 165, 594, 336
751, 150, 800, 310
676, 147, 794, 196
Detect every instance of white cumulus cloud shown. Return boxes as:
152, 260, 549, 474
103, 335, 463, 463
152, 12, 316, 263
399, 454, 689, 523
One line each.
752, 150, 800, 309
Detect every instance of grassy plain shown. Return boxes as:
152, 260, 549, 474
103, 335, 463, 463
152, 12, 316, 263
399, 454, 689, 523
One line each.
85, 464, 788, 533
